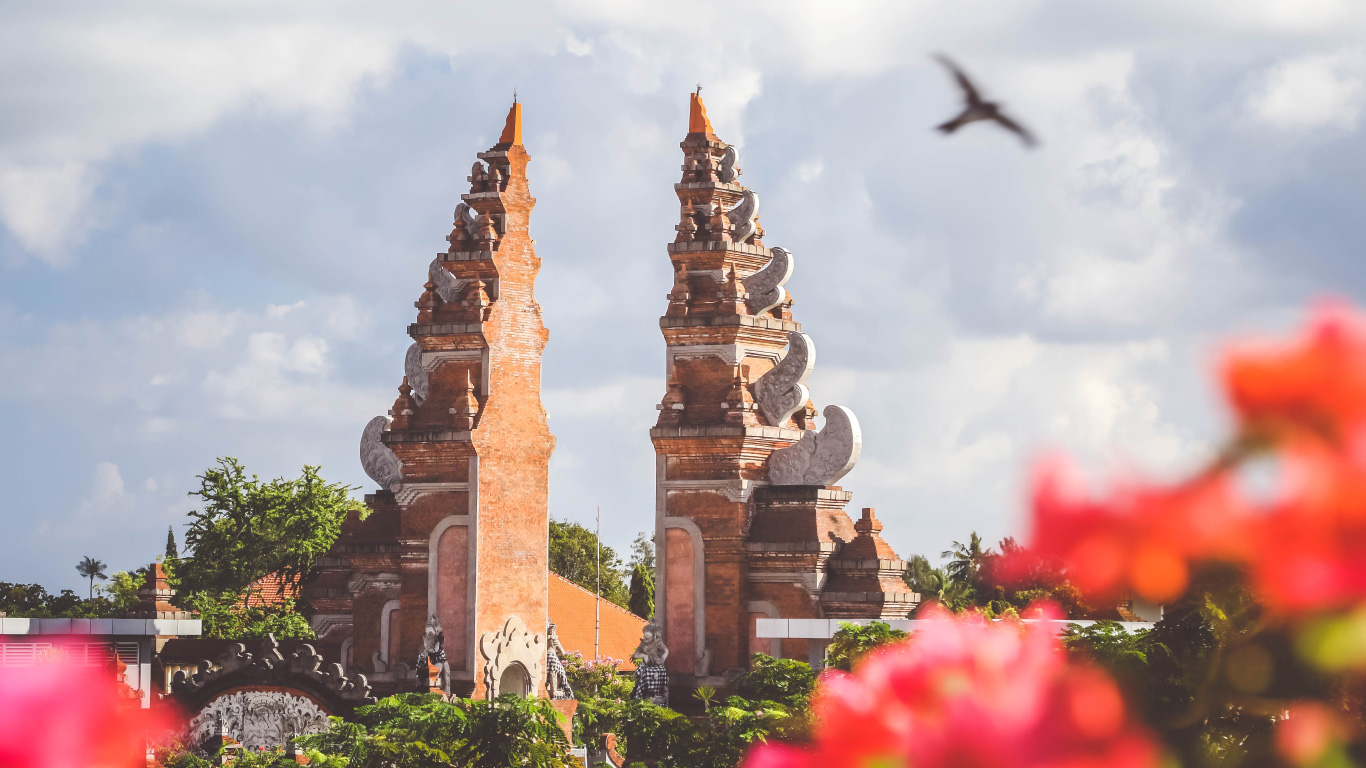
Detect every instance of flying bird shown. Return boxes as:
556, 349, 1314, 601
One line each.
933, 54, 1037, 148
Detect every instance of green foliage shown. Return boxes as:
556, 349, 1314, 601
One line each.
0, 582, 121, 618
547, 517, 629, 609
941, 532, 988, 591
76, 555, 108, 598
292, 692, 574, 768
729, 654, 817, 711
576, 695, 803, 767
184, 593, 316, 639
693, 685, 716, 712
97, 569, 144, 614
627, 561, 654, 619
166, 525, 179, 559
628, 531, 655, 571
562, 652, 633, 701
826, 621, 909, 672
177, 457, 358, 598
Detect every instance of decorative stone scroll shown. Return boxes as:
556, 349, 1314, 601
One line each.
768, 405, 863, 486
359, 415, 403, 492
404, 344, 429, 405
478, 616, 545, 699
428, 257, 466, 303
744, 246, 794, 316
727, 189, 760, 243
718, 145, 739, 183
753, 331, 814, 427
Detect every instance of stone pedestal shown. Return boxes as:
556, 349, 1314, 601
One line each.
550, 698, 578, 744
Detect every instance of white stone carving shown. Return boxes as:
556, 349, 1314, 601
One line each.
744, 246, 794, 316
404, 343, 429, 405
727, 189, 760, 243
753, 332, 815, 427
718, 146, 739, 183
346, 572, 401, 596
479, 615, 545, 699
183, 691, 330, 751
768, 405, 863, 486
359, 416, 403, 492
669, 344, 781, 369
428, 257, 466, 303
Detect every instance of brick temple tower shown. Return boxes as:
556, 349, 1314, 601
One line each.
308, 103, 555, 700
652, 93, 918, 686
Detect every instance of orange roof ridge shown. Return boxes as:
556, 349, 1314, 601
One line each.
548, 571, 646, 623
497, 102, 522, 147
688, 92, 713, 135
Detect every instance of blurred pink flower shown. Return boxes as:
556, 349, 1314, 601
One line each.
744, 606, 1160, 768
0, 644, 159, 768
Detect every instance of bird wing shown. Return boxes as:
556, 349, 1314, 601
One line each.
934, 54, 981, 104
992, 112, 1038, 147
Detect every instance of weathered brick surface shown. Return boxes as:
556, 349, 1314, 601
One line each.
653, 94, 919, 683
308, 104, 552, 700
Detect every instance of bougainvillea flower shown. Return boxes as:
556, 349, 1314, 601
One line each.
1276, 702, 1343, 767
0, 646, 160, 768
1023, 456, 1251, 604
1222, 301, 1366, 442
742, 606, 1160, 768
1247, 438, 1366, 615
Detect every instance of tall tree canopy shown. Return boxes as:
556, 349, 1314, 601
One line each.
173, 457, 358, 638
177, 457, 357, 599
75, 556, 108, 598
547, 517, 629, 609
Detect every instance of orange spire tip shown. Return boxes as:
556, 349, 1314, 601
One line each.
498, 102, 523, 147
688, 92, 713, 135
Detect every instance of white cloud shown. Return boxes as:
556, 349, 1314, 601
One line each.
1249, 48, 1366, 132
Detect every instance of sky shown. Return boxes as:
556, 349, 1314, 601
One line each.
3, 0, 1366, 593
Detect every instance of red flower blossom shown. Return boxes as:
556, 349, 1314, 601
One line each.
1024, 456, 1251, 604
1247, 438, 1366, 614
1222, 300, 1366, 442
743, 606, 1160, 768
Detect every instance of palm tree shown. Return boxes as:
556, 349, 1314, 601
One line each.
941, 532, 989, 590
76, 556, 108, 598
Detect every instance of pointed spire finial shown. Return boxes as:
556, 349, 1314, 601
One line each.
513, 87, 518, 104
498, 101, 523, 147
688, 91, 713, 135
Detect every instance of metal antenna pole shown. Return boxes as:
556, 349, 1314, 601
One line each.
595, 505, 602, 659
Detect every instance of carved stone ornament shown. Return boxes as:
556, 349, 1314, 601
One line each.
359, 415, 403, 492
718, 145, 739, 183
454, 202, 481, 241
753, 331, 815, 427
727, 189, 760, 243
428, 257, 466, 303
404, 344, 430, 405
744, 246, 794, 315
479, 615, 545, 699
417, 614, 451, 696
768, 405, 863, 486
630, 620, 670, 706
182, 690, 330, 752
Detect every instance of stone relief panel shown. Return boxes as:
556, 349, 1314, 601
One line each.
359, 416, 403, 492
404, 343, 430, 405
753, 332, 815, 427
184, 690, 330, 751
744, 246, 793, 316
768, 405, 863, 486
478, 615, 545, 699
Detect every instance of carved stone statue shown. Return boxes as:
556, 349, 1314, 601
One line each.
718, 145, 740, 183
630, 620, 670, 706
768, 405, 863, 486
359, 416, 403, 492
415, 615, 450, 696
545, 622, 573, 700
428, 257, 466, 304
